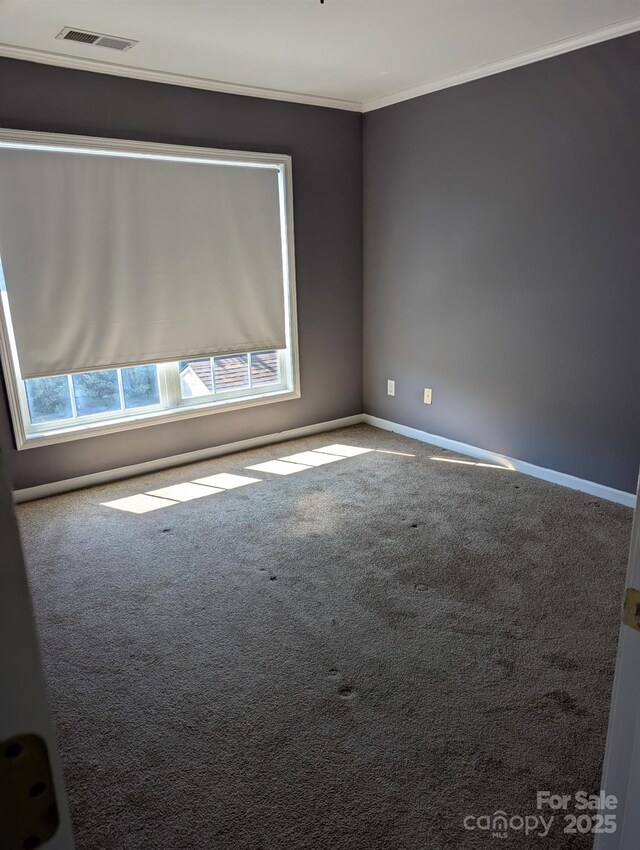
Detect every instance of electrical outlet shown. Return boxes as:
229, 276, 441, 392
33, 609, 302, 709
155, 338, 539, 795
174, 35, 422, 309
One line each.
387, 379, 395, 397
423, 388, 432, 405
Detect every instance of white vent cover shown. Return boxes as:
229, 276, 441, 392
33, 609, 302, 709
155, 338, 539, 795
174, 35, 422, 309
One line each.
56, 27, 138, 52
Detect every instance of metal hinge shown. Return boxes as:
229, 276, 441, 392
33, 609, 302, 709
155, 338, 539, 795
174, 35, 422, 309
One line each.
622, 588, 640, 631
0, 733, 59, 849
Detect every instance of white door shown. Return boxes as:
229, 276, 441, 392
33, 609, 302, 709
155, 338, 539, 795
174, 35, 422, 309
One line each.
0, 447, 75, 849
596, 476, 640, 849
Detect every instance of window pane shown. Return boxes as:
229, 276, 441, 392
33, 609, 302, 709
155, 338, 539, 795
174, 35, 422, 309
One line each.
179, 358, 213, 398
214, 354, 249, 392
121, 364, 160, 409
72, 370, 121, 416
250, 350, 280, 386
25, 375, 72, 424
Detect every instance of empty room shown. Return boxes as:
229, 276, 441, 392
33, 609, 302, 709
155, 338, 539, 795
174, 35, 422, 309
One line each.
1, 2, 639, 849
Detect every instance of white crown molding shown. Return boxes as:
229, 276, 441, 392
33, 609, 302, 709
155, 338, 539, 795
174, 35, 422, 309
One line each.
1, 16, 639, 114
363, 415, 637, 508
362, 15, 640, 112
0, 41, 362, 112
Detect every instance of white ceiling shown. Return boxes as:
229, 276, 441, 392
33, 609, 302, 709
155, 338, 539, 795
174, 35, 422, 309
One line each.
1, 0, 639, 111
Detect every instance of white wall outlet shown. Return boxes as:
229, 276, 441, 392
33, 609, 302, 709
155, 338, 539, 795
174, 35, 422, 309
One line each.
387, 379, 395, 396
423, 388, 432, 405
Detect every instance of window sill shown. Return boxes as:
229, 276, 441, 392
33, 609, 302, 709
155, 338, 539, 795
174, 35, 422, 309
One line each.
17, 386, 301, 450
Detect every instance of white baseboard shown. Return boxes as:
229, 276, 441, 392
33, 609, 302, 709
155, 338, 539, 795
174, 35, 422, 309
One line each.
14, 412, 636, 509
363, 415, 636, 508
13, 414, 364, 503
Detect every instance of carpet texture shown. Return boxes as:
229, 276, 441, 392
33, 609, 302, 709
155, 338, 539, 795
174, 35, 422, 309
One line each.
18, 425, 632, 850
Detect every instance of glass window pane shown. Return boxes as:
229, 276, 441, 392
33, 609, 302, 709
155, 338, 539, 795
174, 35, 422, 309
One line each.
72, 370, 121, 416
121, 364, 160, 409
214, 354, 249, 392
25, 375, 73, 424
250, 350, 280, 386
179, 358, 213, 398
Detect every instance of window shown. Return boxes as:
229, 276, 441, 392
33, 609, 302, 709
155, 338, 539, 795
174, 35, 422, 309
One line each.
16, 345, 285, 431
0, 131, 299, 449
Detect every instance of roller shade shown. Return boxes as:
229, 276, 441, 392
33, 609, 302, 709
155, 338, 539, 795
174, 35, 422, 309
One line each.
0, 145, 286, 379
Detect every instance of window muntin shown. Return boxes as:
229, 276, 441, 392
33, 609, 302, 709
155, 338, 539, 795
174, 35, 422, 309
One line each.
23, 363, 164, 427
26, 365, 163, 423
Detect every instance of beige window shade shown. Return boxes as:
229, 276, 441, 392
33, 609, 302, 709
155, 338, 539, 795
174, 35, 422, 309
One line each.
0, 146, 286, 379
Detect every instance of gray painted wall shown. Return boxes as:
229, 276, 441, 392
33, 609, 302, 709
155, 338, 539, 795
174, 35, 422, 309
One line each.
364, 33, 640, 494
2, 35, 638, 494
0, 58, 363, 490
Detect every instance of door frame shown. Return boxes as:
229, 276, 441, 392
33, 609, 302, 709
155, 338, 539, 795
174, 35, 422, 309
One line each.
595, 473, 640, 849
0, 444, 75, 849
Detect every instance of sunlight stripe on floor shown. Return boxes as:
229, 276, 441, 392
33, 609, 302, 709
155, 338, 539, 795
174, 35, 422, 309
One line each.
146, 483, 223, 501
102, 494, 178, 514
246, 460, 311, 475
280, 451, 344, 467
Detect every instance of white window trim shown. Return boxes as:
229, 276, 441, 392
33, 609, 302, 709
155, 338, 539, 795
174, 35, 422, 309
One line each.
0, 129, 300, 450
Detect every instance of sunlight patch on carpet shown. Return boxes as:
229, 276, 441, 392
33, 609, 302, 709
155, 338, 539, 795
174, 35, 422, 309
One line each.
101, 494, 178, 514
246, 460, 311, 475
280, 451, 344, 467
193, 473, 262, 489
430, 456, 512, 470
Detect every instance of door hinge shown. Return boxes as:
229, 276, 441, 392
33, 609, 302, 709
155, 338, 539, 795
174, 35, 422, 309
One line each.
0, 733, 59, 849
622, 588, 640, 631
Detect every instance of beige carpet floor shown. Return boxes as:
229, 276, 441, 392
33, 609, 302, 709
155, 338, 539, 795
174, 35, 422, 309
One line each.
18, 424, 632, 849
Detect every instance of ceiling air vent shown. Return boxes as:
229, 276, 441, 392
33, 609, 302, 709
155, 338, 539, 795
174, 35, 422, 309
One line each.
56, 27, 138, 52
